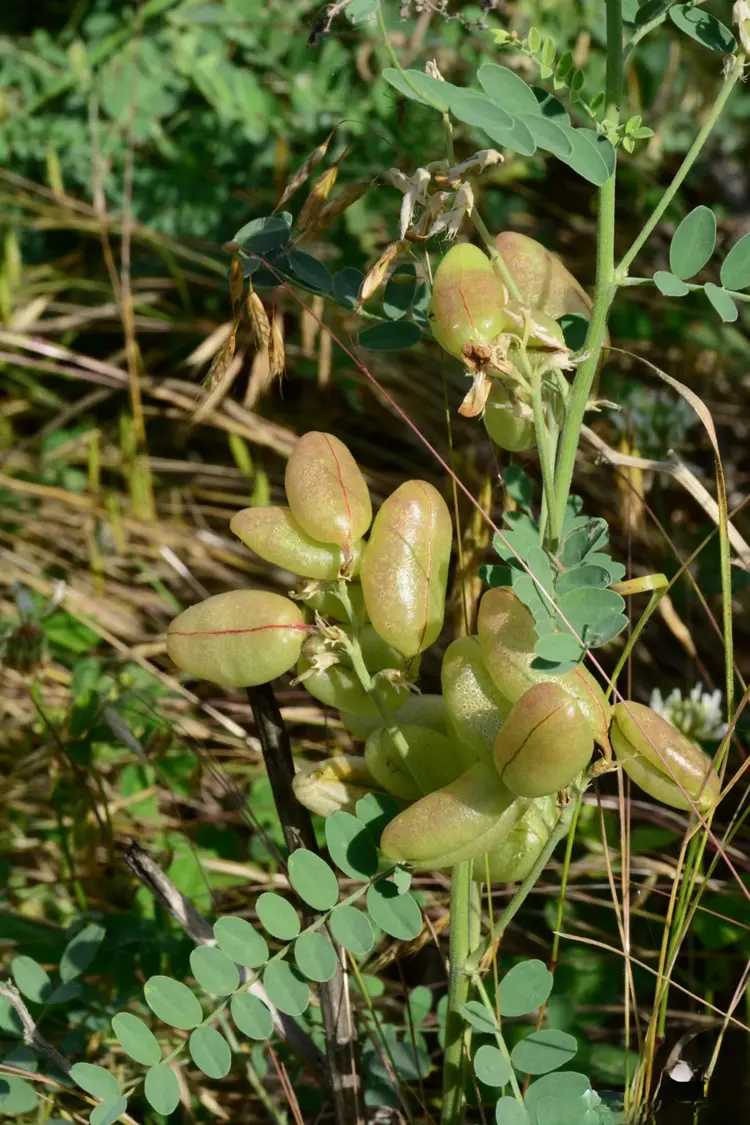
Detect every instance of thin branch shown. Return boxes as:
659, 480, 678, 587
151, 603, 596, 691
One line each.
247, 683, 363, 1125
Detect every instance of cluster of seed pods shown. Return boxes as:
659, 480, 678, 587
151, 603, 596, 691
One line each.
168, 428, 721, 882
428, 232, 596, 451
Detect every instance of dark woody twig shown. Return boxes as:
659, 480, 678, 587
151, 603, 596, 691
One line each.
247, 683, 363, 1125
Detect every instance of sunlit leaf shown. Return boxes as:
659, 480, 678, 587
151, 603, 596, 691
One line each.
143, 976, 202, 1030
112, 1013, 161, 1067
499, 959, 553, 1017
288, 849, 339, 911
720, 233, 750, 291
669, 4, 737, 52
189, 1026, 232, 1079
704, 283, 739, 323
511, 1029, 578, 1075
653, 270, 690, 297
473, 1044, 512, 1087
669, 206, 716, 280
144, 1065, 180, 1116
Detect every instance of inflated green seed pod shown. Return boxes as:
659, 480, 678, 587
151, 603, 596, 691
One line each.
478, 588, 610, 749
167, 590, 307, 688
483, 382, 535, 453
342, 693, 448, 740
231, 506, 362, 580
365, 723, 474, 801
495, 231, 593, 322
361, 480, 452, 658
477, 795, 557, 883
494, 682, 593, 797
429, 243, 511, 360
292, 754, 381, 817
441, 636, 511, 758
285, 431, 372, 553
297, 626, 408, 718
611, 701, 721, 813
300, 583, 366, 624
380, 759, 524, 869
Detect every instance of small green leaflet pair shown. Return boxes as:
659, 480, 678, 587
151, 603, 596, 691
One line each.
481, 496, 627, 674
94, 795, 420, 1121
628, 2, 738, 55
383, 63, 616, 187
653, 206, 750, 323
0, 924, 107, 1119
463, 959, 618, 1124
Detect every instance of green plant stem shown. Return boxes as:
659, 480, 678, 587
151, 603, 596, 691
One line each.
441, 859, 474, 1125
495, 791, 581, 941
549, 177, 617, 541
548, 0, 623, 542
617, 54, 744, 277
471, 974, 524, 1103
550, 790, 584, 968
624, 8, 671, 57
469, 207, 523, 302
528, 359, 559, 546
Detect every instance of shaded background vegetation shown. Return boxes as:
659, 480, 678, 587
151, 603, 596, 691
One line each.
1, 0, 750, 1121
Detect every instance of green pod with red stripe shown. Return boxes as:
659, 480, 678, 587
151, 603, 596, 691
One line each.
429, 243, 511, 360
231, 505, 362, 579
478, 587, 611, 750
441, 635, 511, 758
285, 431, 372, 556
493, 682, 593, 797
361, 480, 452, 658
611, 701, 721, 813
167, 589, 307, 687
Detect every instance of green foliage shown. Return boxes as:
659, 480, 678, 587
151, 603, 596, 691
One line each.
70, 1062, 121, 1102
329, 904, 375, 956
59, 923, 106, 983
144, 1063, 180, 1116
213, 915, 269, 967
510, 1028, 578, 1075
325, 810, 379, 879
230, 993, 274, 1039
481, 492, 627, 673
3, 2, 747, 1122
385, 60, 616, 185
287, 848, 340, 910
669, 205, 717, 280
256, 892, 301, 940
10, 954, 52, 1003
111, 1013, 162, 1066
499, 959, 554, 1018
366, 877, 423, 940
474, 1043, 512, 1086
293, 931, 338, 982
188, 1025, 232, 1078
143, 975, 203, 1030
189, 945, 241, 996
669, 4, 737, 53
653, 204, 750, 322
721, 233, 750, 290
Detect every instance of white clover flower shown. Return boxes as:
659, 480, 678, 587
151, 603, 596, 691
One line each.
649, 683, 728, 743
